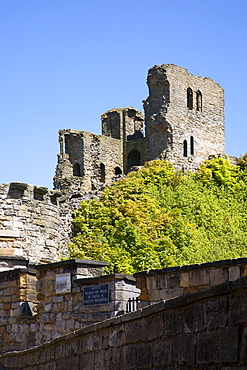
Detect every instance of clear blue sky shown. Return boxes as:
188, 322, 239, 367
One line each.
0, 0, 246, 188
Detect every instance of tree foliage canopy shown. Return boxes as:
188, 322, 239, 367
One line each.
69, 157, 247, 274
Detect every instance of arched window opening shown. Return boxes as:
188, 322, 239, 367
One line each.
196, 90, 202, 111
100, 163, 105, 183
127, 149, 141, 170
114, 167, 122, 175
187, 88, 193, 110
183, 140, 188, 157
73, 163, 81, 177
190, 136, 194, 155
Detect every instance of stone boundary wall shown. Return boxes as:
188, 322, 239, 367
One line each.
0, 258, 140, 354
1, 276, 247, 369
134, 257, 247, 305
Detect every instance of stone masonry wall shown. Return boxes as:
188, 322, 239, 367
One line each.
144, 64, 225, 171
2, 276, 247, 369
134, 257, 247, 306
35, 259, 139, 345
54, 129, 123, 193
0, 268, 39, 354
54, 64, 226, 196
0, 183, 62, 264
0, 258, 140, 355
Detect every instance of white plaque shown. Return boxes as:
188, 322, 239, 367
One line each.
55, 273, 71, 294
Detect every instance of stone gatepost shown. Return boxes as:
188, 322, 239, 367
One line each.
35, 259, 140, 345
0, 257, 38, 353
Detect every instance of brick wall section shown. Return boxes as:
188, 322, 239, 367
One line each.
1, 276, 247, 369
134, 257, 247, 306
0, 183, 61, 264
0, 268, 38, 354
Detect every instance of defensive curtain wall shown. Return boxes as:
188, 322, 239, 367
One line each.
0, 183, 62, 265
1, 258, 247, 368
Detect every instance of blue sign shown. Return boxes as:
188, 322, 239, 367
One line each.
83, 284, 109, 306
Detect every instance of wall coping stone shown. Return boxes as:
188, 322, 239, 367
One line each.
0, 256, 28, 262
2, 275, 247, 361
35, 258, 109, 270
75, 273, 136, 284
0, 268, 36, 278
133, 257, 247, 277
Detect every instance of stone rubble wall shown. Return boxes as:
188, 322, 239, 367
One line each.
0, 268, 39, 354
54, 128, 124, 193
134, 257, 247, 306
101, 107, 144, 141
1, 275, 247, 369
0, 183, 61, 264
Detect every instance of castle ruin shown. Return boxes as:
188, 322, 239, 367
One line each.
0, 64, 226, 265
54, 64, 225, 193
0, 65, 244, 369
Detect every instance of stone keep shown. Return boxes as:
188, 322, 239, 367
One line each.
144, 64, 225, 170
54, 64, 225, 193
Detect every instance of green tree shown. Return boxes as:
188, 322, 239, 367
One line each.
69, 158, 247, 274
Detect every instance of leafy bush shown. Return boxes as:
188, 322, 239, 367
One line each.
69, 158, 247, 274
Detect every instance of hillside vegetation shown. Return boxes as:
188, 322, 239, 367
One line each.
69, 156, 247, 274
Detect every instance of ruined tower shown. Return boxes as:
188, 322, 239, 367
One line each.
54, 64, 225, 192
53, 108, 144, 192
144, 64, 225, 170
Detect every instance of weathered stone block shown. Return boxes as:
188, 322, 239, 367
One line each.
204, 295, 228, 325
82, 332, 102, 352
148, 289, 161, 302
152, 336, 172, 367
229, 292, 247, 325
180, 272, 189, 287
0, 248, 15, 256
172, 333, 196, 366
196, 327, 238, 364
135, 341, 153, 368
123, 342, 137, 369
184, 301, 207, 333
163, 309, 183, 335
124, 319, 146, 344
102, 325, 125, 350
0, 230, 20, 238
146, 313, 163, 340
242, 265, 247, 277
146, 276, 158, 290
229, 266, 240, 281
138, 287, 149, 301
210, 268, 228, 286
189, 270, 210, 286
